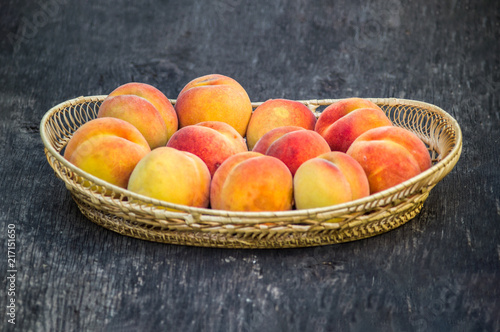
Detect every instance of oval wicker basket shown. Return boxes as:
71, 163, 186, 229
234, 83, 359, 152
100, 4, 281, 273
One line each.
40, 96, 462, 248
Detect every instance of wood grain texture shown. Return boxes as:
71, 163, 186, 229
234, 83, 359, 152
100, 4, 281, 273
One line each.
1, 0, 499, 331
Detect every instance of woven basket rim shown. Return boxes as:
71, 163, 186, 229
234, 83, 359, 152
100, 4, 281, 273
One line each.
40, 95, 463, 222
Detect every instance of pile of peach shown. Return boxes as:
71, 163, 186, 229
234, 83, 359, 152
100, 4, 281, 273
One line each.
64, 74, 431, 212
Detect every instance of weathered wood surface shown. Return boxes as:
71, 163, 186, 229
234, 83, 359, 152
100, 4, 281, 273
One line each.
1, 0, 499, 331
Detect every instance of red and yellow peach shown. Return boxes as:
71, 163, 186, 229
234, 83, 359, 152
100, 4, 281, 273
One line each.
347, 126, 432, 194
107, 82, 178, 142
127, 147, 211, 209
97, 94, 168, 149
315, 98, 392, 152
210, 152, 293, 212
253, 127, 331, 176
64, 117, 151, 189
246, 99, 317, 150
166, 121, 248, 177
174, 74, 253, 137
294, 152, 370, 209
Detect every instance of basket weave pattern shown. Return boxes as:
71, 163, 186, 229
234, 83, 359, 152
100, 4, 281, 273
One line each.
41, 96, 462, 248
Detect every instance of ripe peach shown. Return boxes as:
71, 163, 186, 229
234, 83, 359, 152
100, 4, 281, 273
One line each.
175, 74, 253, 137
245, 99, 317, 150
254, 127, 331, 176
315, 98, 392, 152
97, 94, 168, 149
252, 126, 304, 154
210, 152, 293, 212
166, 121, 248, 177
347, 126, 432, 194
127, 147, 211, 209
294, 152, 370, 210
64, 117, 151, 189
108, 82, 178, 142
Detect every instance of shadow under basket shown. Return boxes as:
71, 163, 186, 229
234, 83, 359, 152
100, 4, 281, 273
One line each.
40, 96, 462, 249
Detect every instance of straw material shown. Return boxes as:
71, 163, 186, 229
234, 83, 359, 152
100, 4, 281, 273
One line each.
40, 96, 462, 248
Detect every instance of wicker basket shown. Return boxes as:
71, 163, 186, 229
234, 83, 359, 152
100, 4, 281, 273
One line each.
40, 96, 462, 248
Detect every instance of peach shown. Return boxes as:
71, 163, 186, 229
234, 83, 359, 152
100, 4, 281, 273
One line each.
210, 152, 293, 212
346, 126, 432, 194
127, 147, 211, 209
252, 126, 304, 154
294, 152, 370, 210
315, 98, 392, 152
245, 99, 317, 150
108, 82, 178, 142
64, 117, 151, 189
175, 74, 253, 137
98, 94, 168, 149
254, 127, 331, 176
166, 121, 248, 177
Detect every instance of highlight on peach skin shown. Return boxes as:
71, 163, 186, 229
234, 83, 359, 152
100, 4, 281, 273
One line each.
347, 126, 432, 194
294, 152, 370, 210
245, 98, 317, 150
63, 117, 151, 189
315, 97, 392, 152
97, 94, 168, 149
253, 127, 331, 176
166, 121, 248, 177
107, 82, 178, 142
127, 147, 211, 209
174, 74, 253, 137
210, 152, 293, 212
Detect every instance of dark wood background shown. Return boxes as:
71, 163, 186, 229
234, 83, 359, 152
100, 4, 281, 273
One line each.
1, 0, 499, 331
